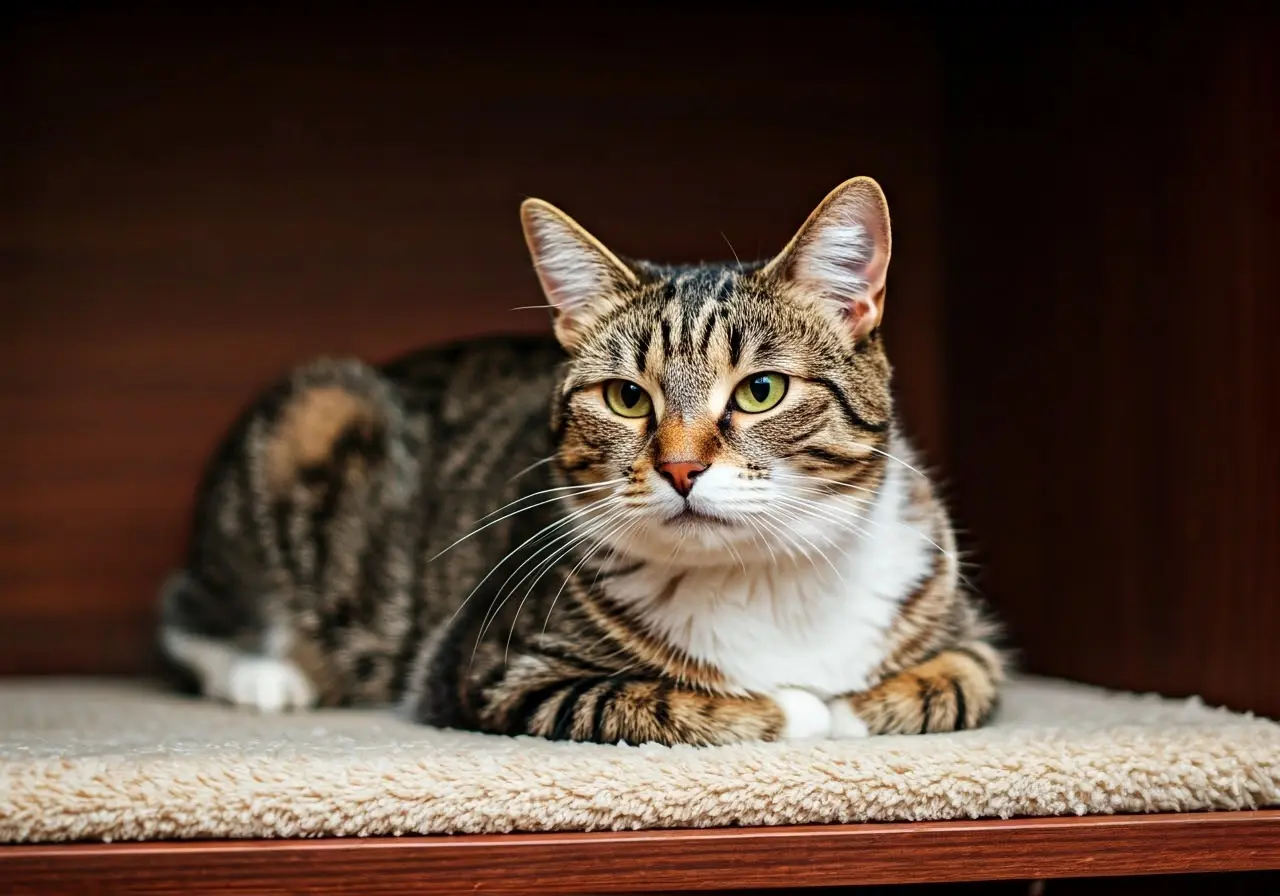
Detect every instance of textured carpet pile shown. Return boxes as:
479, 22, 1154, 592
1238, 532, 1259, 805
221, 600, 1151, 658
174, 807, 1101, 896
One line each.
1, 676, 1277, 843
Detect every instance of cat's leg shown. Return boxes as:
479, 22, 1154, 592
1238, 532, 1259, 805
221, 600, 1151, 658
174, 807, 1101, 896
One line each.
159, 573, 318, 712
159, 357, 416, 712
827, 642, 1005, 737
468, 655, 831, 745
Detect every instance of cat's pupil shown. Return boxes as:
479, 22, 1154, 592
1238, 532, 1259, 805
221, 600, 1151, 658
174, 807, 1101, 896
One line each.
750, 376, 771, 402
620, 382, 642, 407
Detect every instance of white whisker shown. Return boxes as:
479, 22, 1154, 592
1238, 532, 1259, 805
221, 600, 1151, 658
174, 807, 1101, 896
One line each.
787, 473, 878, 498
585, 515, 645, 599
859, 444, 928, 478
773, 493, 875, 542
720, 231, 743, 269
785, 476, 970, 584
793, 474, 963, 563
755, 504, 829, 573
429, 479, 625, 562
499, 507, 633, 665
472, 501, 625, 650
762, 502, 847, 583
446, 492, 619, 629
506, 454, 556, 484
718, 528, 747, 572
738, 513, 779, 567
533, 511, 638, 649
474, 477, 626, 525
751, 512, 804, 563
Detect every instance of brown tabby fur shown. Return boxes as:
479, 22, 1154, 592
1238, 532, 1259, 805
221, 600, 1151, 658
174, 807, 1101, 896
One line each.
159, 177, 1007, 745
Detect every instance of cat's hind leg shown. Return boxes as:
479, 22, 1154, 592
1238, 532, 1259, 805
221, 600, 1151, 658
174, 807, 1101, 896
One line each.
159, 572, 318, 713
159, 357, 417, 711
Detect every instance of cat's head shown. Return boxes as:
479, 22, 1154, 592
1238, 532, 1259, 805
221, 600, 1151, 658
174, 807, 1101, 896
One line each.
521, 178, 895, 566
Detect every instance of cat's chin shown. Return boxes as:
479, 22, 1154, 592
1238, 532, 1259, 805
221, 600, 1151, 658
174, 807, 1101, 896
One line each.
606, 511, 768, 567
665, 506, 733, 527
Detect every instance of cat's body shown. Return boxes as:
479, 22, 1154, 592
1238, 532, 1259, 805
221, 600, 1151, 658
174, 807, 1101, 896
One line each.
160, 178, 1005, 745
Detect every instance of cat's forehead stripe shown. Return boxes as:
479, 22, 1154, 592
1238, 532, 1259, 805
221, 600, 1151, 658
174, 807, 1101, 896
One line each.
654, 266, 741, 358
573, 260, 850, 390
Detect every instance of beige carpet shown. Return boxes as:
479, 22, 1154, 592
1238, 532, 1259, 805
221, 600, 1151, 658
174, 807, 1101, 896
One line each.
1, 676, 1277, 843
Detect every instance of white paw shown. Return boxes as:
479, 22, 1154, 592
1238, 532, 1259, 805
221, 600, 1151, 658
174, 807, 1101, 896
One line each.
773, 687, 832, 740
226, 657, 317, 713
828, 699, 870, 738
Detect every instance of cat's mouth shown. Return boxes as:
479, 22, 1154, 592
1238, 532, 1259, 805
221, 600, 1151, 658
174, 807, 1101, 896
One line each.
666, 506, 731, 527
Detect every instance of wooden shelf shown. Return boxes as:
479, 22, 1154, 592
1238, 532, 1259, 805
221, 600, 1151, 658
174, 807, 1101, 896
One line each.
5, 811, 1279, 894
4, 9, 1277, 895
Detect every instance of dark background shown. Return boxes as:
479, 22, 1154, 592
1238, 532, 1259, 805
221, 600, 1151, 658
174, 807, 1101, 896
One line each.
3, 7, 1276, 718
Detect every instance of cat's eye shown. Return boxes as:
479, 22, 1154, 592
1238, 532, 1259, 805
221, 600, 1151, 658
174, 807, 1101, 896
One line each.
732, 372, 789, 413
603, 379, 653, 418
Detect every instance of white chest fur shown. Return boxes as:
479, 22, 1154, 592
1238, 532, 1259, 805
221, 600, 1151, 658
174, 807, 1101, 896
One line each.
609, 463, 935, 699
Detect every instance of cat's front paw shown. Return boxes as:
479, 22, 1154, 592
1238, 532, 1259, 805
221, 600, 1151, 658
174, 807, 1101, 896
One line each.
827, 698, 870, 738
773, 687, 832, 740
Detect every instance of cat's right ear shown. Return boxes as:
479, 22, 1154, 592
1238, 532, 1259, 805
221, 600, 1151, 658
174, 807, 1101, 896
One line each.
520, 199, 638, 352
761, 177, 892, 342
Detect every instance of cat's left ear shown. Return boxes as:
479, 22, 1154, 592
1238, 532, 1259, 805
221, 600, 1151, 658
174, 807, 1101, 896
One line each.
520, 199, 639, 352
762, 176, 892, 341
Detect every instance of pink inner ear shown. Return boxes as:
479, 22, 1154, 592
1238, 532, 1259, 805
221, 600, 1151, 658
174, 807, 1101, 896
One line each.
846, 295, 879, 339
790, 217, 887, 339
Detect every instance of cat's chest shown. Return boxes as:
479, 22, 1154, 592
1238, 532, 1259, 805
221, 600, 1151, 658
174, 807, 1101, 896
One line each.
613, 535, 931, 699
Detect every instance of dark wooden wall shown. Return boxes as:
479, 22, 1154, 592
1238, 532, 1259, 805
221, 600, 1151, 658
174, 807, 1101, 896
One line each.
3, 8, 1276, 720
942, 10, 1279, 718
1, 9, 946, 676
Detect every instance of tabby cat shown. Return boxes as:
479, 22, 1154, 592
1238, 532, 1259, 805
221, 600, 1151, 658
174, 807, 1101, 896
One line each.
159, 177, 1005, 745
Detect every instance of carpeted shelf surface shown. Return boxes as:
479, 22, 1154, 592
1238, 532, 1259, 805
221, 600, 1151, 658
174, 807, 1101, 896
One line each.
1, 676, 1277, 843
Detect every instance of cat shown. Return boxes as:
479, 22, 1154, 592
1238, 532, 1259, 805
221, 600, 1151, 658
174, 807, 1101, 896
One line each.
159, 176, 1006, 745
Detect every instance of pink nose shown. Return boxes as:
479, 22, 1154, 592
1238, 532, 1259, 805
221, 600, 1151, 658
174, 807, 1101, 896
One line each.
658, 461, 707, 497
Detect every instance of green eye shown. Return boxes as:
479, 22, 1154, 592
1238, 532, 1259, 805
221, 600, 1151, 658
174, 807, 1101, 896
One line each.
733, 372, 788, 413
603, 380, 652, 418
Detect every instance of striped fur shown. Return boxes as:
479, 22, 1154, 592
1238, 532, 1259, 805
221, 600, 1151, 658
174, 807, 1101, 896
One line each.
159, 177, 1006, 745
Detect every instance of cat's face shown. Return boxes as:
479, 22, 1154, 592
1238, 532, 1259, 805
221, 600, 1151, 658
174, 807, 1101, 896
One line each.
522, 178, 896, 566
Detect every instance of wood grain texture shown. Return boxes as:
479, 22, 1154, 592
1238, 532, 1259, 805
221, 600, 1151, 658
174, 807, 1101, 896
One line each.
4, 7, 1276, 724
3, 813, 1279, 894
0, 7, 946, 677
940, 10, 1280, 719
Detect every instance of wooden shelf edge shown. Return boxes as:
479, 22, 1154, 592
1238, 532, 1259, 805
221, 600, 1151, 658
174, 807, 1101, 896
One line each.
4, 810, 1279, 894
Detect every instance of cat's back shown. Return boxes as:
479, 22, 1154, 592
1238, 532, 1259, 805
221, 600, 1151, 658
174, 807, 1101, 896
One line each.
375, 333, 569, 493
378, 333, 567, 411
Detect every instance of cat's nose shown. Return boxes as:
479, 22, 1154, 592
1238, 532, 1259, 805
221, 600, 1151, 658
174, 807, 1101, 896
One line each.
658, 461, 708, 498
